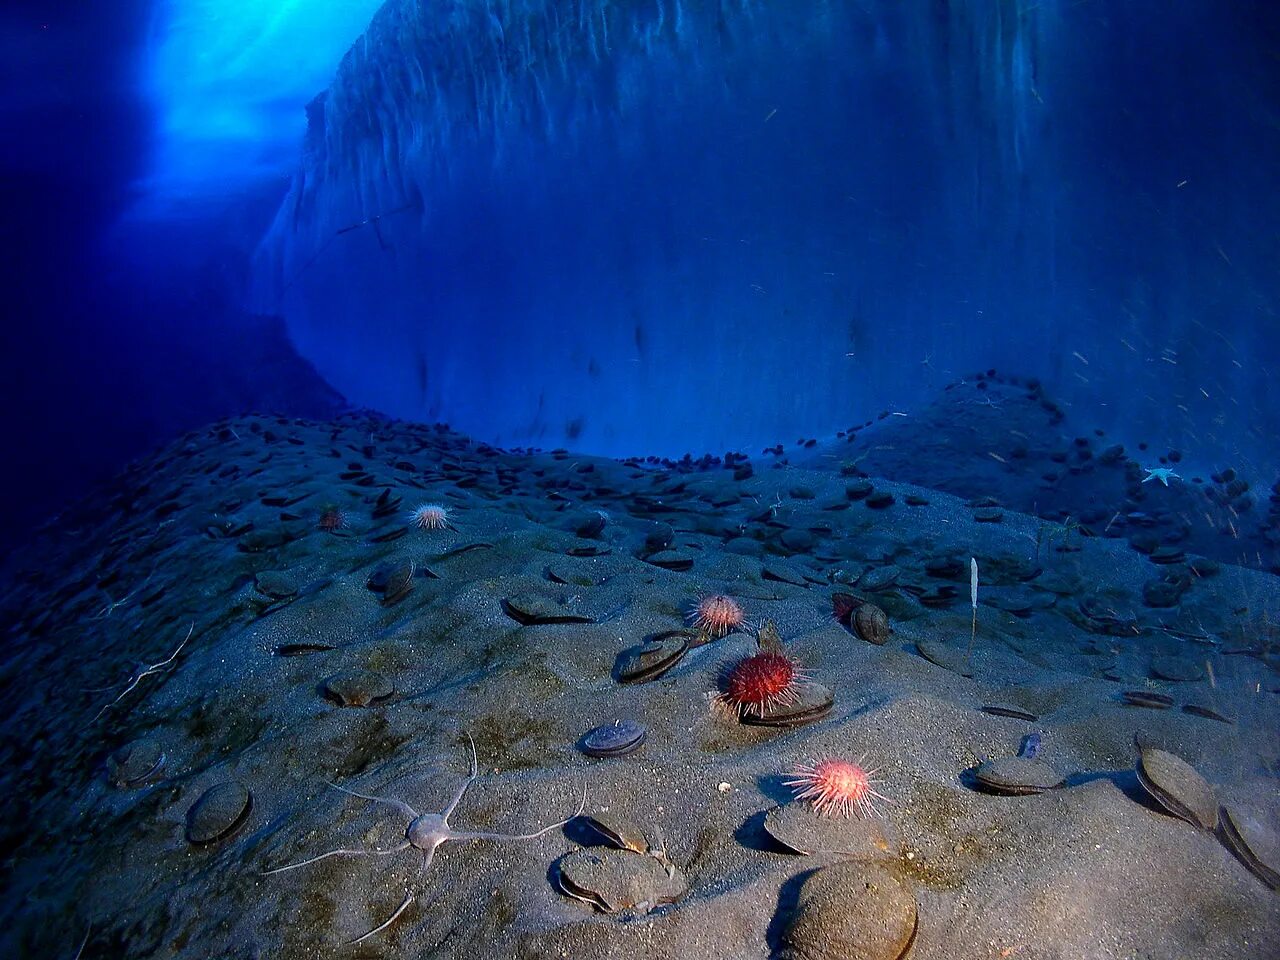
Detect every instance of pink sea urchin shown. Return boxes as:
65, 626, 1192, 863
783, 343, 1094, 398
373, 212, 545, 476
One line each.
785, 757, 888, 818
409, 503, 450, 530
690, 594, 745, 638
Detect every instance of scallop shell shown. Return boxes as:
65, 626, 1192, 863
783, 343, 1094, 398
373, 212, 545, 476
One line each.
739, 682, 834, 729
580, 720, 648, 758
582, 813, 650, 854
780, 861, 918, 960
185, 780, 252, 845
107, 738, 166, 788
973, 757, 1064, 795
1135, 744, 1218, 831
1217, 806, 1280, 890
323, 669, 395, 708
555, 847, 687, 914
616, 635, 689, 684
763, 803, 898, 858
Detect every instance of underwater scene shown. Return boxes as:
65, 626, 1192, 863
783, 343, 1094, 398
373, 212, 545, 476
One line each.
2, 1, 1279, 957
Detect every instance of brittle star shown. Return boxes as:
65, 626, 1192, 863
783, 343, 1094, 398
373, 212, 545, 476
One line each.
91, 623, 193, 724
263, 734, 586, 945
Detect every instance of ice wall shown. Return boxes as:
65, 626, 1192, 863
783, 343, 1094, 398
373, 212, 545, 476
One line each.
255, 0, 1279, 466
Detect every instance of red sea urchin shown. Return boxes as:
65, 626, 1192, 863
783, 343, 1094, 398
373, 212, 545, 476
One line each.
317, 506, 348, 532
719, 651, 802, 716
691, 594, 745, 638
786, 757, 888, 818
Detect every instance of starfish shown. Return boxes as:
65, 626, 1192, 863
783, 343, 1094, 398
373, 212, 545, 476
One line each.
264, 734, 585, 944
1142, 466, 1181, 486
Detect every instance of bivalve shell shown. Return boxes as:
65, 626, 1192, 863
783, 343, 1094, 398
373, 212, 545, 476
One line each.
780, 861, 918, 960
853, 603, 892, 645
763, 803, 898, 858
185, 780, 252, 845
1135, 744, 1218, 831
973, 757, 1064, 796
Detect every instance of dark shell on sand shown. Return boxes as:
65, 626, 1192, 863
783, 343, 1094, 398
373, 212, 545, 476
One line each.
915, 638, 975, 677
616, 635, 689, 684
503, 593, 594, 625
1181, 704, 1234, 725
583, 813, 650, 854
763, 803, 898, 858
762, 562, 810, 587
645, 550, 694, 572
185, 780, 252, 845
1135, 744, 1218, 831
853, 603, 892, 645
739, 682, 834, 729
1149, 655, 1204, 682
780, 861, 918, 960
323, 669, 394, 707
555, 848, 687, 914
254, 570, 299, 599
580, 720, 648, 758
366, 561, 417, 603
857, 565, 901, 592
980, 704, 1038, 722
1121, 690, 1175, 709
107, 738, 166, 788
973, 757, 1064, 795
1217, 806, 1280, 890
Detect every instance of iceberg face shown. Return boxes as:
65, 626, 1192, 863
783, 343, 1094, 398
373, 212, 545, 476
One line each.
255, 0, 1279, 463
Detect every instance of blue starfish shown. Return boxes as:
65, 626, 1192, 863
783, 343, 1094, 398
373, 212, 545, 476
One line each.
1142, 466, 1181, 486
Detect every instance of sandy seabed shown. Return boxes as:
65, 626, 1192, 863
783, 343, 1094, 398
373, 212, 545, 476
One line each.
0, 403, 1276, 959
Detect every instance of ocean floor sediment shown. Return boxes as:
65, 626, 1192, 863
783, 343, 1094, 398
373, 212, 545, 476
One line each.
0, 406, 1276, 959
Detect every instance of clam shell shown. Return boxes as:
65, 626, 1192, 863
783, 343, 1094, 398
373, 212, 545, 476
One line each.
323, 669, 394, 707
583, 813, 650, 854
254, 570, 299, 599
853, 604, 892, 645
763, 803, 898, 858
503, 592, 594, 625
580, 720, 648, 758
381, 562, 415, 605
740, 682, 834, 729
617, 636, 688, 684
857, 565, 901, 591
185, 780, 252, 845
915, 638, 975, 677
980, 704, 1038, 722
780, 861, 918, 960
555, 848, 687, 913
1135, 745, 1218, 831
645, 550, 694, 572
973, 757, 1064, 795
1121, 690, 1174, 709
1217, 806, 1280, 890
107, 738, 166, 788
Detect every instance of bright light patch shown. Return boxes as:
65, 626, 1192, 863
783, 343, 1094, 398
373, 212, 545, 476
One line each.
138, 0, 383, 214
